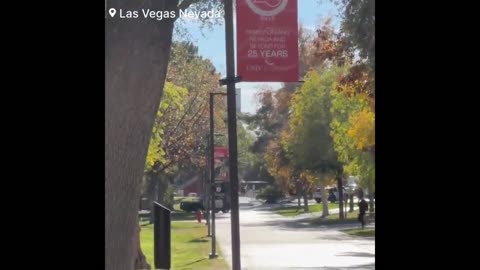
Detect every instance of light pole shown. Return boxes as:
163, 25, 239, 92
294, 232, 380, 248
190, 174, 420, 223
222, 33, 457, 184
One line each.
209, 92, 226, 259
337, 175, 345, 220
223, 1, 242, 268
205, 132, 211, 237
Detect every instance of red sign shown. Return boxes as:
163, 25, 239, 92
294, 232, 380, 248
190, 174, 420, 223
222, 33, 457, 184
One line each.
214, 147, 229, 181
214, 147, 229, 158
236, 0, 299, 82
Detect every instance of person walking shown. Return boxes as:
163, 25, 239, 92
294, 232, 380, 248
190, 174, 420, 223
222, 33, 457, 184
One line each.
358, 197, 369, 229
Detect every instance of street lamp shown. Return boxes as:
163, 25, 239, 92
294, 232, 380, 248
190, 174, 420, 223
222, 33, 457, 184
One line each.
205, 132, 226, 238
209, 92, 227, 259
204, 132, 211, 237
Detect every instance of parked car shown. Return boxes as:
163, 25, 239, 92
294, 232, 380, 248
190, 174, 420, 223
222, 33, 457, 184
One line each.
180, 199, 204, 212
180, 196, 230, 214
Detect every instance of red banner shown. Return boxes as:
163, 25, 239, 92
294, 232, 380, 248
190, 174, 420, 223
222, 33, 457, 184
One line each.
214, 147, 229, 181
214, 147, 229, 158
236, 0, 299, 82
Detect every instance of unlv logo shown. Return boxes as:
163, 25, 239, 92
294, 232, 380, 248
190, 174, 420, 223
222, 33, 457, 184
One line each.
246, 0, 289, 17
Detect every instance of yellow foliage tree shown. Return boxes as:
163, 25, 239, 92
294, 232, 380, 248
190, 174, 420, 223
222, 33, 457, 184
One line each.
347, 108, 375, 151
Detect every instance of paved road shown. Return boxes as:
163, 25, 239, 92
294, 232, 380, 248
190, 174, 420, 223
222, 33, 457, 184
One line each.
214, 197, 375, 270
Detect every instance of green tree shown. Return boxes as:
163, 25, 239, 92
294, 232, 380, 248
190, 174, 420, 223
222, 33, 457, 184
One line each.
145, 82, 187, 171
237, 121, 258, 181
264, 138, 292, 194
144, 41, 223, 213
328, 0, 375, 72
330, 81, 375, 211
143, 82, 187, 219
284, 68, 346, 217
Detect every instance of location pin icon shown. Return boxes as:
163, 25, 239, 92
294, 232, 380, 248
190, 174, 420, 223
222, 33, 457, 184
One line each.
109, 8, 116, 17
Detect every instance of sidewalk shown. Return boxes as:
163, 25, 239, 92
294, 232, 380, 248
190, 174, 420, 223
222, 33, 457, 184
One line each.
215, 197, 375, 269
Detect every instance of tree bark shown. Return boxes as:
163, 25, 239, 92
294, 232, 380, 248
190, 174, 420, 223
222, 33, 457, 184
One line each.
368, 192, 375, 213
367, 179, 375, 213
319, 180, 329, 217
337, 175, 344, 220
349, 193, 354, 212
303, 189, 309, 212
105, 1, 178, 269
134, 224, 150, 270
296, 181, 301, 210
145, 173, 155, 224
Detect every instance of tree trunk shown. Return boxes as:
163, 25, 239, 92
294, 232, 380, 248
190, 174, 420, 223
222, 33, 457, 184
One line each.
337, 176, 344, 220
143, 172, 156, 224
319, 181, 329, 217
105, 1, 178, 269
134, 224, 150, 270
157, 175, 164, 205
368, 192, 375, 213
344, 194, 349, 218
149, 177, 160, 224
349, 193, 354, 212
303, 190, 309, 212
296, 181, 301, 210
168, 187, 175, 210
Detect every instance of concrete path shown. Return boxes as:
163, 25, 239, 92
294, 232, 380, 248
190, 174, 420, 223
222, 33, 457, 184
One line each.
214, 197, 374, 270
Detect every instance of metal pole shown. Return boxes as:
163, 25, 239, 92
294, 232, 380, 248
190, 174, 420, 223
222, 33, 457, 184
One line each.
224, 1, 241, 269
209, 93, 218, 259
345, 193, 348, 218
205, 132, 211, 237
338, 176, 344, 220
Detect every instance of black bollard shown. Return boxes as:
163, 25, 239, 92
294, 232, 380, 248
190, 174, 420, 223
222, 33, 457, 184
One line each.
154, 202, 171, 270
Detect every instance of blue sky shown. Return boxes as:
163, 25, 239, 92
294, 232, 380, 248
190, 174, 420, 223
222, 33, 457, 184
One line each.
175, 1, 340, 114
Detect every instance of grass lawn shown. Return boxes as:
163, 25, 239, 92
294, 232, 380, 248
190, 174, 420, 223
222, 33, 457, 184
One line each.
174, 196, 186, 203
342, 228, 375, 237
175, 196, 198, 202
313, 209, 359, 225
140, 221, 228, 270
310, 210, 376, 226
139, 201, 197, 223
273, 202, 339, 217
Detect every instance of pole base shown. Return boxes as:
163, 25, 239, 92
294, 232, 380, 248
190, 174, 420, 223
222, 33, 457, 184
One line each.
209, 253, 218, 259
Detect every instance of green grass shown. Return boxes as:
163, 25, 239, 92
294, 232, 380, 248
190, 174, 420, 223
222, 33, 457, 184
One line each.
174, 196, 186, 203
342, 228, 375, 237
140, 222, 228, 270
273, 202, 339, 217
310, 210, 376, 226
138, 201, 197, 222
175, 196, 198, 202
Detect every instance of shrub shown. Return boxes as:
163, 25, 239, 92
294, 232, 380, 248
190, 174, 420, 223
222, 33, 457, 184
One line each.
256, 185, 284, 203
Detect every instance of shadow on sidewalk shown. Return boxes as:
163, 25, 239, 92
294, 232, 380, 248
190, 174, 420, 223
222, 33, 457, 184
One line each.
321, 262, 375, 269
239, 215, 373, 235
264, 262, 375, 269
337, 252, 375, 258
